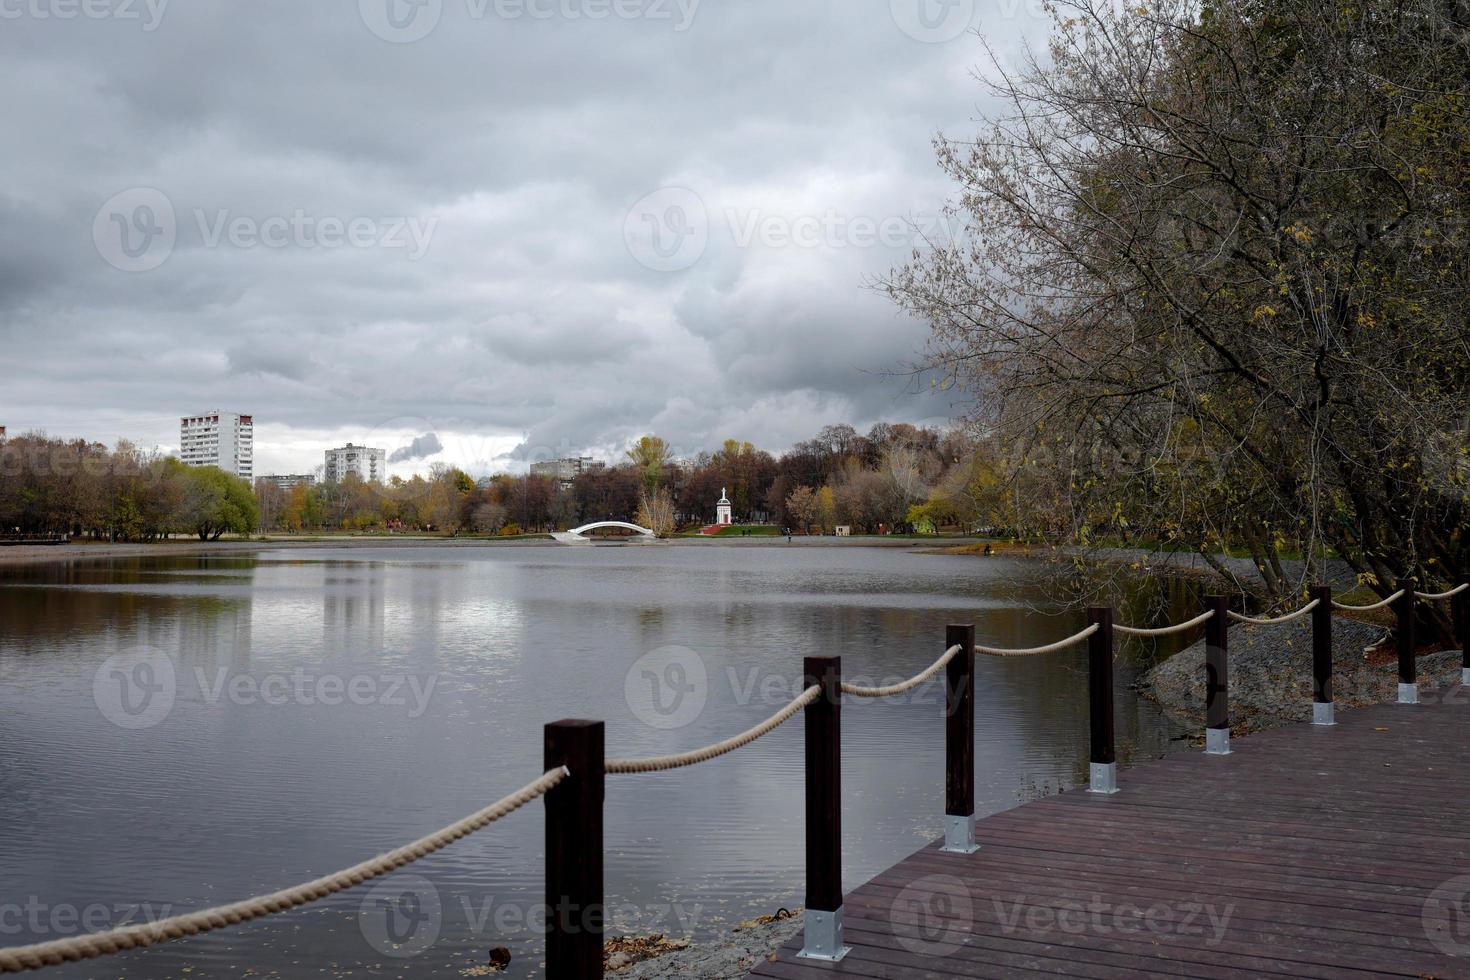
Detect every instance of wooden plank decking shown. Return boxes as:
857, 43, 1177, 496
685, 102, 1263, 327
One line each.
753, 690, 1470, 978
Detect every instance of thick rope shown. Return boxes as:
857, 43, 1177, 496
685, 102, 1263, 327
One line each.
606, 685, 820, 774
1227, 599, 1320, 626
0, 768, 568, 974
1332, 589, 1406, 612
841, 644, 962, 698
1416, 583, 1469, 601
1113, 609, 1216, 637
975, 623, 1100, 657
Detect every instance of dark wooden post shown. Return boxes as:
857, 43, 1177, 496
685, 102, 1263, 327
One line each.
1396, 587, 1417, 704
1204, 595, 1231, 755
544, 720, 604, 979
1311, 585, 1334, 725
943, 624, 978, 850
1456, 582, 1470, 686
1087, 607, 1118, 793
798, 656, 848, 961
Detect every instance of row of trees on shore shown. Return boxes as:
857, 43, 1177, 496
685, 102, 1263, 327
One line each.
251, 423, 992, 536
0, 423, 1011, 541
0, 436, 259, 540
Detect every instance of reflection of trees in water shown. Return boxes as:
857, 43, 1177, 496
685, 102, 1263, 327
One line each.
0, 556, 257, 674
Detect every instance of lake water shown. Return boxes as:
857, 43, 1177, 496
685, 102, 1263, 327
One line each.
0, 544, 1195, 978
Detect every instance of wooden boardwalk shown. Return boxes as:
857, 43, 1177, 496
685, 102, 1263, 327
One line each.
753, 691, 1470, 978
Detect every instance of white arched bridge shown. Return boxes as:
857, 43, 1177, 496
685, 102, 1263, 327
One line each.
551, 521, 657, 544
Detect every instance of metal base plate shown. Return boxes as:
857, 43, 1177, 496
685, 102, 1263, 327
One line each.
940, 813, 979, 853
798, 907, 851, 961
1398, 682, 1419, 705
1088, 762, 1119, 794
1205, 727, 1231, 756
1313, 702, 1335, 727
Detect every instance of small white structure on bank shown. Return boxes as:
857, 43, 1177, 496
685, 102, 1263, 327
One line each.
716, 487, 733, 526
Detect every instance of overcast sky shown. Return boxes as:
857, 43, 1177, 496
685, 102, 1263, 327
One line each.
0, 0, 1049, 478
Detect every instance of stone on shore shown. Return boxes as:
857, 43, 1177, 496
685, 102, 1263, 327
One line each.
1143, 615, 1465, 731
613, 913, 803, 979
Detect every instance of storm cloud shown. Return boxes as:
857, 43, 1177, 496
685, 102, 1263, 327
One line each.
0, 0, 1051, 476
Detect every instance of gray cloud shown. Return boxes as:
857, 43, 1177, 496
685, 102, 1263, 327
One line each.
0, 0, 1052, 471
388, 433, 445, 463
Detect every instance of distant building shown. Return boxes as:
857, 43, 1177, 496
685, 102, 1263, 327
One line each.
716, 487, 732, 526
180, 411, 254, 479
530, 456, 594, 486
324, 444, 386, 484
262, 474, 316, 492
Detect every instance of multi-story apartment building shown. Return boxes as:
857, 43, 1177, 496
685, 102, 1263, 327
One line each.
529, 456, 595, 485
261, 474, 317, 492
180, 411, 254, 479
324, 444, 386, 484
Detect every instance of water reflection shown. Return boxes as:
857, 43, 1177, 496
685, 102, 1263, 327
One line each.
0, 546, 1191, 978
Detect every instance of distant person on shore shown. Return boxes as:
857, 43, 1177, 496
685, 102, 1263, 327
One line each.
983, 543, 993, 557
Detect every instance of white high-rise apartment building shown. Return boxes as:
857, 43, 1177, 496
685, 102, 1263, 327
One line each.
180, 411, 254, 479
324, 444, 387, 484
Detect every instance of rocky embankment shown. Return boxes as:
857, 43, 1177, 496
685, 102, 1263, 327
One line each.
612, 913, 803, 979
1143, 615, 1465, 731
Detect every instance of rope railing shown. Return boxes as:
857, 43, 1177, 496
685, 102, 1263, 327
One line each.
605, 685, 820, 774
1416, 583, 1470, 601
1227, 599, 1320, 626
1114, 609, 1216, 637
975, 623, 1099, 657
1331, 588, 1406, 612
841, 644, 962, 698
0, 767, 569, 974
